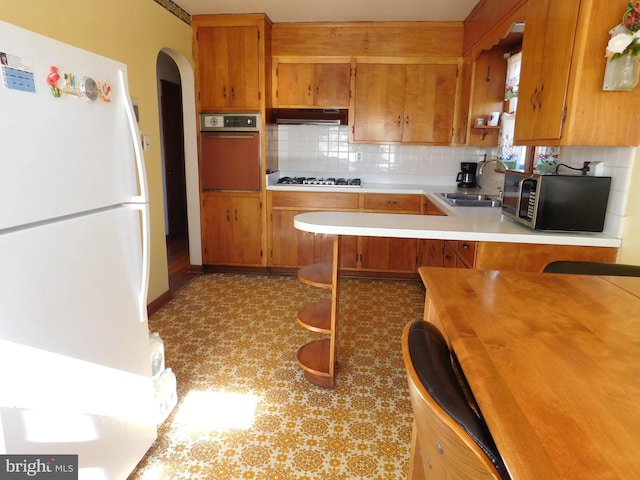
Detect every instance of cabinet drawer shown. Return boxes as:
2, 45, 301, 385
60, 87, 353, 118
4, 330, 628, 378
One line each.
362, 194, 421, 212
270, 191, 359, 209
456, 240, 477, 268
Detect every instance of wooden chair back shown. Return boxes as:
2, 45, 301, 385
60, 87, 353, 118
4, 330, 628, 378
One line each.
402, 320, 510, 480
543, 260, 640, 276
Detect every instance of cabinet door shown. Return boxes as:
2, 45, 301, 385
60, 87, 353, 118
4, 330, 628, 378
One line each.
270, 210, 357, 268
197, 27, 231, 110
403, 64, 457, 143
231, 195, 262, 265
313, 63, 351, 107
442, 241, 457, 268
276, 63, 315, 106
514, 0, 580, 143
360, 236, 418, 272
270, 209, 315, 267
226, 26, 260, 109
276, 63, 351, 107
202, 195, 262, 265
201, 195, 234, 264
420, 239, 444, 267
197, 26, 259, 109
353, 64, 405, 142
360, 194, 419, 272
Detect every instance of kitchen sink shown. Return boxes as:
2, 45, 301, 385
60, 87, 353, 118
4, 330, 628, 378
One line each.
438, 192, 502, 207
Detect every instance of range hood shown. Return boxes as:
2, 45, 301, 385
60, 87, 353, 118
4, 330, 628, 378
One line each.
272, 108, 348, 125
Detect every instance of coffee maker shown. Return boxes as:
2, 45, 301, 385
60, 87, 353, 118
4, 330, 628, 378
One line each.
456, 162, 478, 188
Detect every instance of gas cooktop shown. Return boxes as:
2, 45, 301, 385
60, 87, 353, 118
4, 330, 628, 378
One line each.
276, 176, 362, 187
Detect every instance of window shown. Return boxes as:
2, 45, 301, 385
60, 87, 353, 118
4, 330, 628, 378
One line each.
498, 51, 527, 170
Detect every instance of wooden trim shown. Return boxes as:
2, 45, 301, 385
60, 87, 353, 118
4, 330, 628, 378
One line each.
147, 290, 172, 316
463, 0, 528, 58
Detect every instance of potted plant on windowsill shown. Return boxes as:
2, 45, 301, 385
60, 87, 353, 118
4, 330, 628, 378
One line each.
603, 2, 640, 91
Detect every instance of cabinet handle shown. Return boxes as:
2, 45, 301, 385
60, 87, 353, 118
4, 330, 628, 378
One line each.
234, 209, 238, 221
316, 86, 319, 96
537, 84, 544, 109
406, 115, 410, 126
385, 200, 400, 205
231, 86, 235, 99
461, 243, 470, 250
530, 87, 538, 110
223, 85, 227, 99
397, 115, 402, 126
226, 208, 231, 221
308, 84, 312, 97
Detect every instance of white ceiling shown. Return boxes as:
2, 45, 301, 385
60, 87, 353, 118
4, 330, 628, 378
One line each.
172, 0, 482, 23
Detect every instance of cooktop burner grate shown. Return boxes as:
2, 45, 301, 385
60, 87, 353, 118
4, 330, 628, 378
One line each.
276, 176, 362, 187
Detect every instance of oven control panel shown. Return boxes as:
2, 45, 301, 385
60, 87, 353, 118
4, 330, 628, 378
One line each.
200, 113, 260, 132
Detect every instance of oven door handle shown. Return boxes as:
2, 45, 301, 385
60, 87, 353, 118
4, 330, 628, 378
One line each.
202, 133, 256, 140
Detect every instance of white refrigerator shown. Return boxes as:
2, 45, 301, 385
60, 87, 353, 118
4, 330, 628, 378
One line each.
0, 20, 157, 479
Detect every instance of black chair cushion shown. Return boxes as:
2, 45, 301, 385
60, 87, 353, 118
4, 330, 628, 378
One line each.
543, 261, 640, 276
408, 321, 510, 480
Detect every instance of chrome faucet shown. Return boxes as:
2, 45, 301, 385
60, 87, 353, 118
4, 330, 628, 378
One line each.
478, 158, 508, 175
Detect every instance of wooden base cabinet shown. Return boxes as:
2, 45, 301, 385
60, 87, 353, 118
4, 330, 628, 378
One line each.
442, 240, 476, 269
268, 191, 359, 269
201, 193, 263, 266
268, 191, 423, 274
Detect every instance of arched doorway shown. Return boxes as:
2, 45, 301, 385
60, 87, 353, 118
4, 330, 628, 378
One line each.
156, 49, 201, 292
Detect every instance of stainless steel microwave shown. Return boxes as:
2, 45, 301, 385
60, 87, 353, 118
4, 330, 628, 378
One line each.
501, 171, 611, 232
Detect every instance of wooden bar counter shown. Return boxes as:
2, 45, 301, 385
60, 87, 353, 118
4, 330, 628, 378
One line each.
418, 266, 640, 480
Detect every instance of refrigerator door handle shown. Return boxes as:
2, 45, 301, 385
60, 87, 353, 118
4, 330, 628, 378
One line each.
131, 203, 150, 322
120, 70, 149, 204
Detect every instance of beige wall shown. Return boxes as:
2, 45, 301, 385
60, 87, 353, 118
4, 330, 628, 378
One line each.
1, 0, 193, 302
620, 151, 640, 264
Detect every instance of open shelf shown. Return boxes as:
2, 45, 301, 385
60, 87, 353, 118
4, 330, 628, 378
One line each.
297, 300, 332, 333
471, 125, 500, 139
295, 235, 339, 388
298, 262, 333, 288
297, 338, 333, 388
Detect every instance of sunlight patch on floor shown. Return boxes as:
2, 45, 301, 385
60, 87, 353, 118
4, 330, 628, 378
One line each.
172, 390, 259, 433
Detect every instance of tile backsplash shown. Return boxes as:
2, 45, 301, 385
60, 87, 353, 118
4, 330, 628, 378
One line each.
268, 125, 488, 184
269, 125, 633, 238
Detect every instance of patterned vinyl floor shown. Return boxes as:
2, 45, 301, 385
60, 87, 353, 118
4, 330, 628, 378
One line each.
128, 272, 426, 480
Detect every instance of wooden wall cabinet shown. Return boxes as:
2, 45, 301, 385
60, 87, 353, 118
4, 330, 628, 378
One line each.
195, 26, 260, 110
514, 0, 640, 146
273, 60, 351, 108
353, 63, 459, 144
201, 193, 263, 266
193, 14, 272, 112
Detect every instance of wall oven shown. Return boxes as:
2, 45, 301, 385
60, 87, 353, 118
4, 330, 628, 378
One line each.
199, 113, 261, 191
502, 171, 611, 232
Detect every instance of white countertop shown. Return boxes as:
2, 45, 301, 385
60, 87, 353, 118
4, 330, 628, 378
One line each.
279, 183, 621, 248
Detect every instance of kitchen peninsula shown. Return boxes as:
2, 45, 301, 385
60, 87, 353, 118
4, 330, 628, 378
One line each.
285, 184, 620, 273
289, 185, 620, 387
